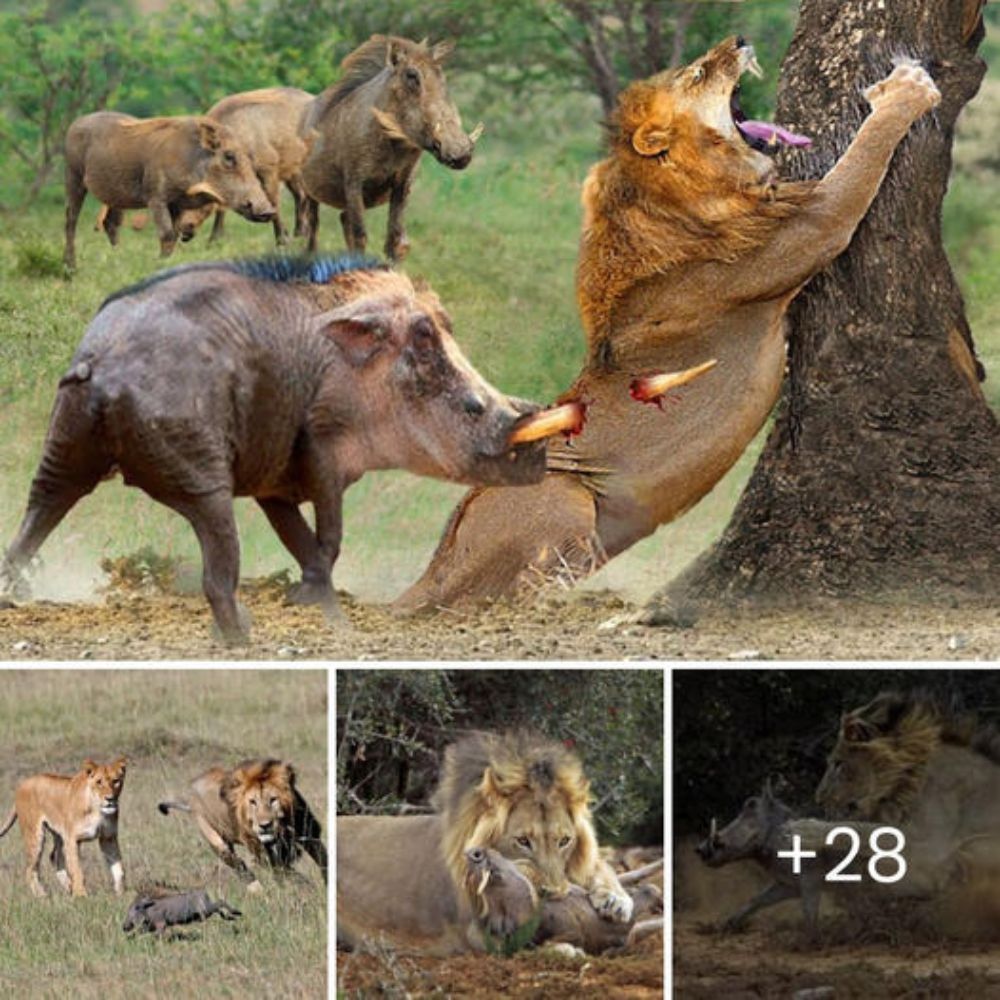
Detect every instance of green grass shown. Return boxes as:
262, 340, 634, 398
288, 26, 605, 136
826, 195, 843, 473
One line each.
0, 670, 327, 999
0, 86, 998, 605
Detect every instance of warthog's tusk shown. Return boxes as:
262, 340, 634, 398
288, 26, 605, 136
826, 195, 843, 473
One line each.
629, 358, 718, 408
476, 868, 490, 897
371, 108, 420, 149
710, 816, 718, 843
469, 121, 485, 144
747, 55, 764, 79
507, 401, 587, 446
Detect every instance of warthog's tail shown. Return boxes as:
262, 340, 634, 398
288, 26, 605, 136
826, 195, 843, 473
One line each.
0, 807, 16, 838
157, 800, 191, 816
619, 858, 664, 885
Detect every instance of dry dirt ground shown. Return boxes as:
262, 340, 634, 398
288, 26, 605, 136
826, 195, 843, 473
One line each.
674, 918, 1000, 999
337, 936, 663, 999
0, 581, 997, 660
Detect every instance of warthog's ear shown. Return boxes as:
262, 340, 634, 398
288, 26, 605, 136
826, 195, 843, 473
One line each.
197, 120, 223, 152
385, 36, 402, 68
316, 301, 393, 368
184, 182, 224, 206
632, 118, 673, 158
431, 40, 455, 63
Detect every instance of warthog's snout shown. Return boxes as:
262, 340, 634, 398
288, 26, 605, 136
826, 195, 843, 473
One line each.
238, 199, 277, 223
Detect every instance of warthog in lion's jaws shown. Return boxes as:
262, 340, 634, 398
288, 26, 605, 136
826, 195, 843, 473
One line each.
63, 111, 275, 268
300, 35, 482, 259
123, 889, 241, 934
0, 257, 550, 644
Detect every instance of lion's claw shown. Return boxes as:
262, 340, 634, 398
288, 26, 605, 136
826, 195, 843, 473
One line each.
589, 885, 634, 923
864, 59, 941, 118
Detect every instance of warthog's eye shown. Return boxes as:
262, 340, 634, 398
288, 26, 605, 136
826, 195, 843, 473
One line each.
515, 835, 532, 850
223, 150, 238, 168
690, 65, 705, 84
405, 67, 421, 91
411, 318, 436, 352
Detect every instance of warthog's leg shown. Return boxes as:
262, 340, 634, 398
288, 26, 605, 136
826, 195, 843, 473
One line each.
305, 197, 320, 252
385, 174, 413, 261
63, 162, 87, 270
288, 175, 309, 238
2, 385, 111, 598
49, 832, 71, 892
256, 497, 343, 623
339, 178, 367, 253
209, 207, 227, 244
258, 169, 287, 246
193, 813, 261, 892
101, 206, 124, 246
172, 490, 248, 645
149, 197, 178, 258
723, 880, 799, 931
99, 830, 125, 895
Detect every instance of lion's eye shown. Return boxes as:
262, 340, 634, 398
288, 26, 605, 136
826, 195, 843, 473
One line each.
515, 835, 532, 850
270, 797, 278, 807
249, 797, 258, 806
558, 836, 572, 849
691, 65, 705, 83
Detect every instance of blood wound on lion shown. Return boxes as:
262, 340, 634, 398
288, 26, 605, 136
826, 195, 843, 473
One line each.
507, 400, 587, 445
629, 358, 719, 407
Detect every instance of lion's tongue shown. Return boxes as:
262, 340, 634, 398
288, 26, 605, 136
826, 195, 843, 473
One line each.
738, 119, 812, 148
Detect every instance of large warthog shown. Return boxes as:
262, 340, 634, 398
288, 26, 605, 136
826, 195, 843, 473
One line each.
0, 256, 554, 644
63, 111, 275, 268
205, 87, 315, 246
300, 35, 482, 259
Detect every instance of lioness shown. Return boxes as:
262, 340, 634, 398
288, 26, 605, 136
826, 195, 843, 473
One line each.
396, 38, 944, 610
158, 758, 327, 891
337, 731, 636, 955
0, 757, 127, 897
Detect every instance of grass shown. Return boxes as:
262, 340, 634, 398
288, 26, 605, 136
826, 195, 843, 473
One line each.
0, 670, 327, 999
0, 83, 998, 607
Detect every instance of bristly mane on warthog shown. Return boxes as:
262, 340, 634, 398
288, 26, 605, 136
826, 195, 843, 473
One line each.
1, 254, 547, 644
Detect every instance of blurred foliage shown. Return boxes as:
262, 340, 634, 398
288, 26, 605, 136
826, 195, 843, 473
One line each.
674, 670, 1000, 837
337, 668, 664, 846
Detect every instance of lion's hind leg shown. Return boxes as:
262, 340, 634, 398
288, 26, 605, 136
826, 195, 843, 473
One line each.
23, 818, 48, 897
48, 830, 72, 893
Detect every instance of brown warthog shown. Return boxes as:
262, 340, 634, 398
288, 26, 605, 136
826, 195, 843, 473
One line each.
0, 256, 549, 644
63, 111, 275, 268
205, 86, 315, 246
300, 35, 482, 259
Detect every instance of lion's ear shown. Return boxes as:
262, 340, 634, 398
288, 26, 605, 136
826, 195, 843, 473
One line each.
632, 119, 673, 157
278, 762, 296, 788
82, 759, 97, 776
113, 755, 127, 774
478, 766, 506, 805
842, 716, 874, 742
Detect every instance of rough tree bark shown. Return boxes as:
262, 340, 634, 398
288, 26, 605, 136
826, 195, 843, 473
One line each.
648, 0, 999, 614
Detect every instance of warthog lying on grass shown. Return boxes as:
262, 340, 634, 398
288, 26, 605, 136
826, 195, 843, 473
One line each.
300, 35, 482, 259
1, 256, 552, 643
63, 111, 274, 268
465, 846, 664, 954
123, 888, 241, 934
205, 86, 315, 246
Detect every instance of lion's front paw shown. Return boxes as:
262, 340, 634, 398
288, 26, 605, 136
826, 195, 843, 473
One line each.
864, 59, 941, 119
589, 885, 634, 923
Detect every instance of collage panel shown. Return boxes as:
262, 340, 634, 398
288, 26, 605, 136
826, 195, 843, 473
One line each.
674, 668, 1000, 998
0, 668, 327, 998
335, 666, 665, 996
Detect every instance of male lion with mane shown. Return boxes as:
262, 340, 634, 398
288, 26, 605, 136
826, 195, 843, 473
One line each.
158, 758, 327, 892
397, 36, 943, 611
0, 757, 126, 897
337, 731, 635, 955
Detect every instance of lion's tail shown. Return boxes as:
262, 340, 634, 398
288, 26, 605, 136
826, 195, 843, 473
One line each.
0, 807, 17, 838
157, 800, 191, 816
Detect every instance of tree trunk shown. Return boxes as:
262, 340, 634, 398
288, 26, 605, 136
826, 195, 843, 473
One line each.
652, 0, 999, 611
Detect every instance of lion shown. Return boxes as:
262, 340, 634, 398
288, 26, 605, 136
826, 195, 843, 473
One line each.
0, 756, 127, 897
158, 758, 327, 892
816, 691, 1000, 895
396, 39, 944, 611
337, 731, 636, 956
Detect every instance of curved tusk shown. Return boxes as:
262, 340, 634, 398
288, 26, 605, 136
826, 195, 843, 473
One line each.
709, 816, 718, 843
508, 401, 586, 446
468, 121, 485, 144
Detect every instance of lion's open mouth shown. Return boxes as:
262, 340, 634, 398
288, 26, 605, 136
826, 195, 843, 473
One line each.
731, 45, 811, 154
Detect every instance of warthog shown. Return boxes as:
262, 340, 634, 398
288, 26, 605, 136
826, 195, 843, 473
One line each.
695, 779, 889, 935
63, 111, 275, 268
205, 86, 315, 246
1, 256, 548, 644
465, 846, 664, 954
300, 35, 482, 259
123, 889, 241, 934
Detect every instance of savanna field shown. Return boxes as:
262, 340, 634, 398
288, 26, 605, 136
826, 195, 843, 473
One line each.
0, 670, 327, 999
0, 7, 998, 662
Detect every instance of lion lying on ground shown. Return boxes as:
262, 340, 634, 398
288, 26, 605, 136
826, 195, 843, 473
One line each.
337, 731, 636, 955
0, 757, 127, 896
397, 37, 944, 612
158, 758, 327, 891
